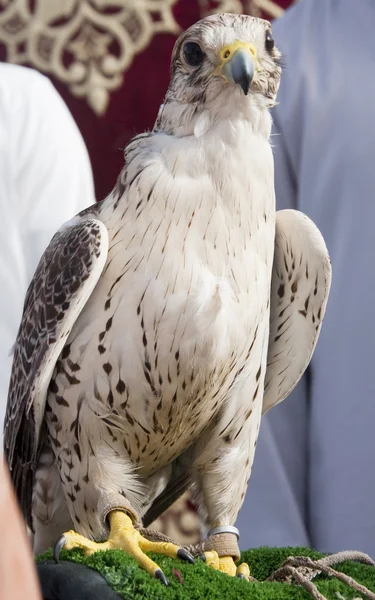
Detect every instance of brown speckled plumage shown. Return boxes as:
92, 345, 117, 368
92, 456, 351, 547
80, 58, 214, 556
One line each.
4, 14, 330, 556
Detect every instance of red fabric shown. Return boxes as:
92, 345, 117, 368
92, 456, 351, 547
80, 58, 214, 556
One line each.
0, 1, 293, 201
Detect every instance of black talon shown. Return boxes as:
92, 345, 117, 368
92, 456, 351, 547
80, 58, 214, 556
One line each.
177, 548, 195, 564
155, 569, 169, 586
198, 553, 206, 562
237, 574, 246, 579
53, 535, 66, 563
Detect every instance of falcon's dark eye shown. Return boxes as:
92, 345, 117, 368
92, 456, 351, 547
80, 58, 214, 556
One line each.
183, 41, 205, 67
265, 30, 275, 52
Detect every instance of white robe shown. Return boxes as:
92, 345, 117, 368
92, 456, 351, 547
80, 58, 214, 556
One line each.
0, 64, 95, 441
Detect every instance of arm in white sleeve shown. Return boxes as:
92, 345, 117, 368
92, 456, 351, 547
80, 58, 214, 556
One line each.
0, 65, 95, 434
15, 72, 95, 278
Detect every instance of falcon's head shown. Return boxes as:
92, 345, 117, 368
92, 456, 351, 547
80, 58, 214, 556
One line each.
156, 14, 282, 134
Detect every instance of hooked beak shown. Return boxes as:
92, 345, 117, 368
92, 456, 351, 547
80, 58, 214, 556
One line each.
219, 42, 257, 96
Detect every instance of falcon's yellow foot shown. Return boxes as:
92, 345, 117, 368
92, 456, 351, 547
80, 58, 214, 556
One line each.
54, 510, 194, 586
203, 550, 251, 580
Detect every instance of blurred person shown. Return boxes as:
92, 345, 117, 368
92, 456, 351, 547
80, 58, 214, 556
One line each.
237, 0, 375, 556
0, 64, 95, 441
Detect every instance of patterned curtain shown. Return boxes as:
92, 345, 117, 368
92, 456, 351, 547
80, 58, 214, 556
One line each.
0, 0, 294, 545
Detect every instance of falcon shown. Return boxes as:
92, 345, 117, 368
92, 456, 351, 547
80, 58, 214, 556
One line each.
4, 13, 331, 584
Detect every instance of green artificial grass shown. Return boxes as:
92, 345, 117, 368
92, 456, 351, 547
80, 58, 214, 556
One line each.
37, 546, 375, 600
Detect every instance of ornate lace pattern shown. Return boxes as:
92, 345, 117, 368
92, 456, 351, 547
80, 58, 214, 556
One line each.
0, 1, 180, 114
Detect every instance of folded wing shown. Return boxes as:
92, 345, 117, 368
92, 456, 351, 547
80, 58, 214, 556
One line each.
263, 209, 332, 415
4, 217, 108, 526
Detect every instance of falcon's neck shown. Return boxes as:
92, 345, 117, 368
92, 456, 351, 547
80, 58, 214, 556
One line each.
154, 93, 273, 140
103, 93, 275, 229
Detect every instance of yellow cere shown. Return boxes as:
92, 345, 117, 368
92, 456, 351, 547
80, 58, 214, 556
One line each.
219, 40, 257, 65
